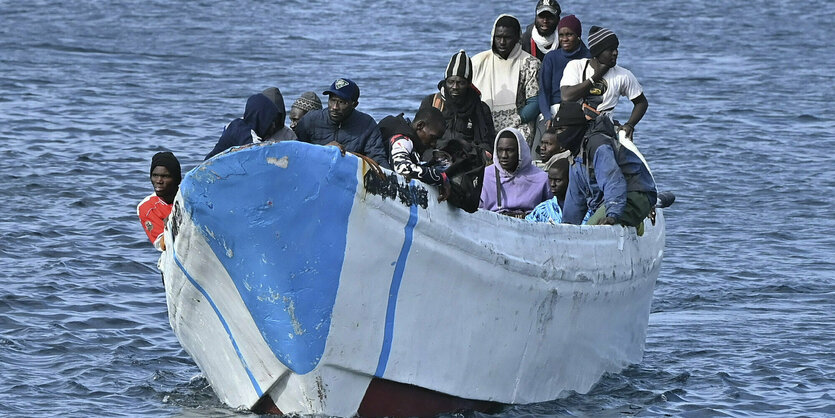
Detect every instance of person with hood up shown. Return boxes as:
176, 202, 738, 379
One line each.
137, 151, 181, 251
479, 127, 551, 215
520, 0, 562, 61
204, 87, 293, 160
538, 14, 590, 121
420, 50, 495, 154
553, 102, 656, 229
471, 15, 541, 143
560, 26, 648, 140
294, 78, 391, 169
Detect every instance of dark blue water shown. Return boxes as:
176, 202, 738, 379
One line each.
2, 0, 833, 416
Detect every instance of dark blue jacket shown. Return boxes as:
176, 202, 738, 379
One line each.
294, 108, 390, 169
538, 42, 591, 120
205, 93, 278, 160
563, 117, 657, 224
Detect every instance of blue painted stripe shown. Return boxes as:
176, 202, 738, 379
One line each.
172, 247, 264, 397
374, 197, 420, 377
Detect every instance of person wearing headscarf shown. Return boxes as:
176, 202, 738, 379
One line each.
420, 49, 495, 153
204, 87, 292, 160
137, 151, 181, 251
479, 127, 551, 215
553, 102, 656, 228
559, 26, 648, 140
289, 92, 322, 131
520, 0, 561, 61
472, 14, 541, 142
538, 14, 590, 121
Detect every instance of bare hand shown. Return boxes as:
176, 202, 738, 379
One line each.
326, 141, 346, 155
589, 58, 611, 81
618, 124, 634, 141
596, 216, 617, 225
438, 180, 451, 202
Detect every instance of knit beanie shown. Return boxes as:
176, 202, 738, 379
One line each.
588, 25, 618, 57
557, 14, 581, 37
291, 92, 323, 112
445, 50, 472, 82
150, 151, 182, 185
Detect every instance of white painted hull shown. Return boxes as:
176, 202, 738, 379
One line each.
160, 141, 664, 416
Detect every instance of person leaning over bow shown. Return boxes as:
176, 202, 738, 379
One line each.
538, 14, 590, 122
479, 128, 551, 216
204, 88, 293, 160
472, 14, 541, 142
560, 26, 648, 140
294, 78, 391, 169
553, 102, 656, 229
378, 107, 451, 201
137, 151, 181, 251
520, 0, 561, 61
420, 50, 495, 155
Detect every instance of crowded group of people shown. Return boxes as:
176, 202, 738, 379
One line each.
138, 0, 659, 250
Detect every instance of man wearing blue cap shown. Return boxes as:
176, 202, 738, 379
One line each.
295, 78, 390, 169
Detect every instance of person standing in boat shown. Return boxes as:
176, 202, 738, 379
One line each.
378, 107, 451, 201
288, 91, 322, 131
479, 128, 551, 215
137, 151, 181, 251
471, 15, 541, 143
294, 78, 391, 169
420, 50, 495, 154
204, 87, 294, 160
520, 0, 561, 61
560, 26, 648, 140
553, 102, 656, 229
538, 14, 590, 122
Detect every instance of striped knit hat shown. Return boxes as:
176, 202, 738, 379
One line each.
445, 50, 472, 82
588, 26, 618, 57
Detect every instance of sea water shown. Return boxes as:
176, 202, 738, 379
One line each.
1, 0, 833, 416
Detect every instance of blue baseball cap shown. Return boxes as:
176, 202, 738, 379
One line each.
323, 78, 360, 102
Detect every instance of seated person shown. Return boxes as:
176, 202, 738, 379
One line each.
536, 124, 570, 170
205, 89, 288, 160
526, 157, 569, 224
553, 102, 656, 228
378, 107, 450, 200
479, 128, 551, 215
420, 49, 495, 154
261, 87, 297, 142
288, 91, 322, 131
137, 152, 181, 251
294, 78, 391, 169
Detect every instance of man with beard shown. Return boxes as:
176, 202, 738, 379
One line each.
420, 50, 495, 153
520, 0, 561, 61
479, 128, 551, 215
472, 15, 541, 142
553, 102, 656, 229
137, 151, 181, 251
560, 26, 648, 140
295, 78, 390, 169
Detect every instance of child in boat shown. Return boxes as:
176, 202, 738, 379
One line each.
526, 157, 569, 224
378, 107, 451, 201
479, 128, 551, 216
536, 124, 570, 170
137, 152, 181, 251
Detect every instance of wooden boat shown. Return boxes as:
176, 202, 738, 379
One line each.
158, 140, 665, 416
